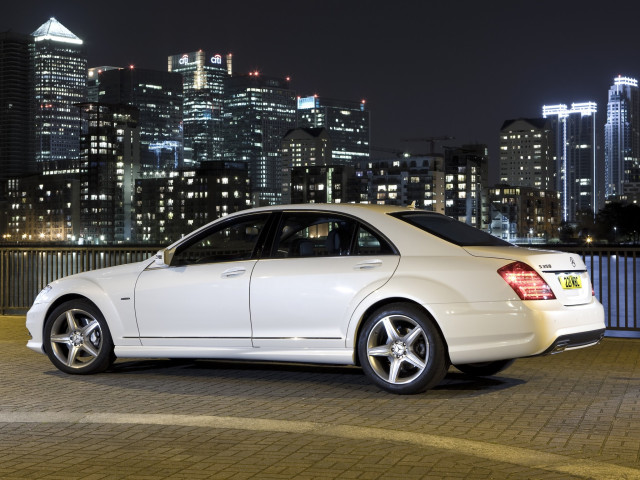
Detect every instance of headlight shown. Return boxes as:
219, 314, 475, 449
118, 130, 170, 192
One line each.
33, 284, 53, 305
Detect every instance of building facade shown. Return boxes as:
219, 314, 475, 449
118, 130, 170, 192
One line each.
0, 31, 36, 185
297, 95, 369, 166
489, 185, 560, 243
224, 72, 296, 206
360, 157, 445, 211
543, 102, 598, 222
32, 17, 86, 168
289, 165, 364, 204
77, 102, 140, 243
280, 127, 332, 203
96, 67, 183, 173
444, 145, 489, 229
168, 51, 230, 166
499, 118, 554, 191
134, 161, 250, 243
604, 75, 640, 199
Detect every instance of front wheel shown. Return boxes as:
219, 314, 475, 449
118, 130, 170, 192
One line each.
43, 299, 115, 374
357, 303, 448, 394
454, 359, 515, 377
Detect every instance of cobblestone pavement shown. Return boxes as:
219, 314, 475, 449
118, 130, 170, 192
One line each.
1, 315, 640, 479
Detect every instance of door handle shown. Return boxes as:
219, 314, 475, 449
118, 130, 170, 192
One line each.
221, 267, 246, 278
354, 260, 383, 270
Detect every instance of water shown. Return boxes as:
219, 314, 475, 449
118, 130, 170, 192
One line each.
584, 254, 639, 330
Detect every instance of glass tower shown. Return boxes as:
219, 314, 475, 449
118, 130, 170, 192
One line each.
32, 18, 86, 167
604, 76, 640, 198
543, 102, 598, 222
168, 51, 230, 166
224, 72, 296, 206
296, 96, 370, 166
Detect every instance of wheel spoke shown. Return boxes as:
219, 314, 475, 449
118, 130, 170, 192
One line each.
81, 341, 100, 358
404, 352, 426, 370
50, 333, 72, 344
81, 320, 100, 337
368, 345, 391, 357
66, 345, 81, 367
388, 357, 402, 383
381, 317, 400, 342
65, 311, 80, 331
404, 325, 424, 346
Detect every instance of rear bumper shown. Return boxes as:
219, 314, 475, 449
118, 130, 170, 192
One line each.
535, 328, 606, 356
428, 297, 606, 364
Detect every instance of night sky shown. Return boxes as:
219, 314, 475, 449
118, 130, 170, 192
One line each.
4, 1, 640, 182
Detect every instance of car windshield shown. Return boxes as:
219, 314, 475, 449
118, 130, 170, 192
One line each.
391, 211, 512, 247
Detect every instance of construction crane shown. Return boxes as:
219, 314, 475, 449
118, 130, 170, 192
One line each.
401, 136, 455, 154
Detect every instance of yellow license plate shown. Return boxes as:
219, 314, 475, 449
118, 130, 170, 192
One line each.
558, 274, 582, 290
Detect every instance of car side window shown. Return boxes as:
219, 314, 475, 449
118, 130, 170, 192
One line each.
171, 214, 269, 266
354, 225, 396, 256
272, 212, 356, 258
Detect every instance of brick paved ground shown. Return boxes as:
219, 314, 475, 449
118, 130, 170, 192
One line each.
1, 315, 639, 479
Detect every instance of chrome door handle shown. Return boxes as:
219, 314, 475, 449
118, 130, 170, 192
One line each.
221, 267, 246, 278
354, 260, 383, 270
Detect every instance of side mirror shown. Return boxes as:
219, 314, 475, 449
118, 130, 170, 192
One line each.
154, 248, 175, 267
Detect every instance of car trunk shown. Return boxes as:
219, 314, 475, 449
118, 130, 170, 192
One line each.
462, 246, 593, 306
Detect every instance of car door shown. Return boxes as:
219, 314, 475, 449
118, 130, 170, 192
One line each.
134, 213, 270, 347
250, 211, 400, 349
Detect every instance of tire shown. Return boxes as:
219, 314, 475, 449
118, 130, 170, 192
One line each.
454, 359, 515, 377
43, 299, 115, 375
357, 303, 448, 394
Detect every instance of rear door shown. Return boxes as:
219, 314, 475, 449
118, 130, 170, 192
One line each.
250, 211, 400, 348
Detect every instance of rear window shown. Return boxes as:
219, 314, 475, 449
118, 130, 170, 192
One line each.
391, 212, 511, 247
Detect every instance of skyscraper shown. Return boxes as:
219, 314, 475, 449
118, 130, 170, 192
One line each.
168, 51, 230, 166
543, 102, 598, 222
224, 72, 296, 205
0, 31, 35, 183
32, 18, 86, 167
97, 67, 183, 172
604, 75, 640, 198
296, 96, 370, 166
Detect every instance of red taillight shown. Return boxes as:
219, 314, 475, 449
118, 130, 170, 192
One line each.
498, 261, 556, 300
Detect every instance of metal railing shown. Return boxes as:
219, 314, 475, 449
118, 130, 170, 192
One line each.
0, 246, 159, 314
1, 245, 638, 334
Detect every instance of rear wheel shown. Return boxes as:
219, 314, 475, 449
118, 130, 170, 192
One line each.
454, 359, 515, 377
43, 299, 115, 374
358, 303, 448, 394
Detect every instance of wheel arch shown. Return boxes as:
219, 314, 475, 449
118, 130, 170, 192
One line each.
352, 297, 450, 366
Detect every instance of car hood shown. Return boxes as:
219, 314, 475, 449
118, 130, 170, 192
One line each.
463, 245, 593, 306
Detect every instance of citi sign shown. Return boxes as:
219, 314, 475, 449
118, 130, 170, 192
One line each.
211, 54, 222, 65
179, 54, 190, 65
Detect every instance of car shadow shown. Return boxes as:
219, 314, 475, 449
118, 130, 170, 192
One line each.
86, 358, 526, 397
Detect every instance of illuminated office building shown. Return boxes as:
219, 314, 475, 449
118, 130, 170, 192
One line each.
604, 75, 640, 198
543, 102, 597, 222
499, 118, 554, 191
32, 17, 86, 167
224, 72, 296, 205
96, 67, 183, 172
168, 51, 230, 166
297, 96, 369, 165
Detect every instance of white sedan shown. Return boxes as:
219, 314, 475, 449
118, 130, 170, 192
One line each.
26, 204, 605, 394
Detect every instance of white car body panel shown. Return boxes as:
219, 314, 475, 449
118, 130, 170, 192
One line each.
250, 255, 399, 348
134, 260, 256, 347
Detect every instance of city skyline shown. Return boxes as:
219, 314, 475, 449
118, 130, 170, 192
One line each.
3, 1, 640, 183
